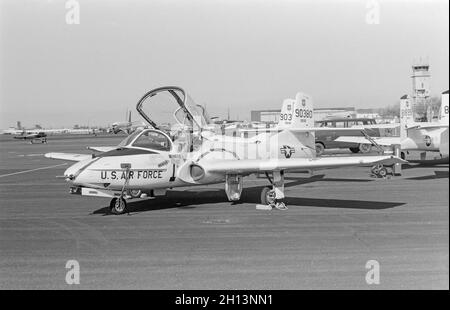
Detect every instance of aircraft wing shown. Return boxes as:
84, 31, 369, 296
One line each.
290, 126, 385, 132
240, 126, 394, 133
14, 134, 36, 139
201, 155, 406, 174
334, 136, 401, 146
87, 146, 116, 153
45, 152, 93, 162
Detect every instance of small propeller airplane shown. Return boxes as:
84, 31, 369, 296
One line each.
45, 86, 406, 214
335, 91, 449, 160
14, 131, 48, 144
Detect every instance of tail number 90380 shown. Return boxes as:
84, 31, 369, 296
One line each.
295, 108, 313, 119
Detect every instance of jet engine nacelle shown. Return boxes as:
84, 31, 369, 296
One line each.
190, 164, 205, 181
177, 161, 223, 184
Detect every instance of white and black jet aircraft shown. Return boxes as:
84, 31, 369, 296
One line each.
336, 91, 449, 160
45, 86, 405, 214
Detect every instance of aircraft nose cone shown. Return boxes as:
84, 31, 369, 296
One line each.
64, 160, 89, 182
64, 165, 78, 181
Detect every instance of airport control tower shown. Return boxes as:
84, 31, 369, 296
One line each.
411, 62, 431, 121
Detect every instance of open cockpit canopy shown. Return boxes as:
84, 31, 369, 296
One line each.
136, 86, 208, 131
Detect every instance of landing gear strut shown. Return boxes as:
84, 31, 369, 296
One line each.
109, 163, 132, 215
262, 171, 287, 210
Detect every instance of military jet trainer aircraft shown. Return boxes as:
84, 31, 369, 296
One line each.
45, 86, 405, 214
336, 91, 449, 160
14, 131, 48, 144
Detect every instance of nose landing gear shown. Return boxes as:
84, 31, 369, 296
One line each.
109, 163, 132, 215
110, 197, 127, 215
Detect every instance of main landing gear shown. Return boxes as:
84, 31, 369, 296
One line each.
262, 171, 288, 210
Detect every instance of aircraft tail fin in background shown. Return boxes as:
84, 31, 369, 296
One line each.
277, 92, 314, 129
400, 95, 414, 139
276, 92, 315, 158
277, 98, 296, 129
440, 90, 449, 125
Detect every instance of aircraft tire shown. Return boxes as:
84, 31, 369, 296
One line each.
349, 147, 360, 153
378, 167, 388, 178
110, 197, 127, 215
359, 143, 372, 153
261, 186, 276, 206
315, 143, 325, 156
128, 189, 142, 198
371, 164, 381, 175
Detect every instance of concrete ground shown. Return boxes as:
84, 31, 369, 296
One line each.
0, 135, 448, 289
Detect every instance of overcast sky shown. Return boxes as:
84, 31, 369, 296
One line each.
0, 0, 448, 128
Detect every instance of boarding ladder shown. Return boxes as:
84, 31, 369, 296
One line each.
359, 129, 385, 154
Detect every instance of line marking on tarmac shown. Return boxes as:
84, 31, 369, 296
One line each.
16, 153, 45, 157
0, 163, 68, 178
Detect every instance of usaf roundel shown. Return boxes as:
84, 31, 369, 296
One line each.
280, 145, 296, 158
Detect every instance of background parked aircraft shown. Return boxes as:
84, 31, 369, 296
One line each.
13, 131, 47, 143
335, 91, 449, 160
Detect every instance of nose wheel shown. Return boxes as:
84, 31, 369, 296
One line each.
110, 197, 127, 215
110, 163, 132, 215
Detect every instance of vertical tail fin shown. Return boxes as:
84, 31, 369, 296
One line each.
277, 99, 296, 129
400, 95, 413, 139
125, 109, 132, 123
440, 90, 449, 124
275, 92, 315, 158
277, 92, 314, 129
